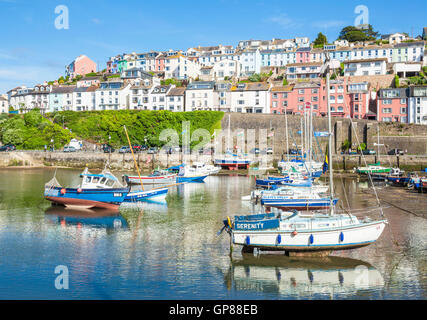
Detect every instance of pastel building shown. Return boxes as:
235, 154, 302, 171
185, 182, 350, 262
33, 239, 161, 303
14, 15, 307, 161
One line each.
95, 80, 131, 110
166, 87, 185, 112
376, 88, 408, 122
343, 58, 387, 76
185, 81, 216, 111
407, 86, 427, 124
0, 95, 8, 113
73, 86, 97, 111
346, 81, 374, 119
49, 86, 76, 112
286, 62, 323, 80
65, 55, 97, 79
295, 47, 311, 63
230, 82, 270, 113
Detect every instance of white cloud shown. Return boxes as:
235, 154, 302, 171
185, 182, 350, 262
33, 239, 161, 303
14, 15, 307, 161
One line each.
312, 20, 346, 29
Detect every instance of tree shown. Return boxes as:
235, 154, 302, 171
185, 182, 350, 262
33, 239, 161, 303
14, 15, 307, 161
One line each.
338, 25, 379, 42
313, 32, 327, 47
282, 78, 288, 86
394, 75, 400, 88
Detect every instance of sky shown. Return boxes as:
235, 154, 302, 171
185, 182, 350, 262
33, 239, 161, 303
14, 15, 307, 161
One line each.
0, 0, 426, 93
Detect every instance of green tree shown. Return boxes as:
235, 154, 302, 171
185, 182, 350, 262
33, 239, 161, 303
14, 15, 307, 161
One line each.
338, 25, 379, 42
313, 32, 327, 47
394, 75, 400, 88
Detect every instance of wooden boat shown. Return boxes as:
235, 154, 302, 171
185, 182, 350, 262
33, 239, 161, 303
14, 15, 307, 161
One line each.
176, 164, 208, 183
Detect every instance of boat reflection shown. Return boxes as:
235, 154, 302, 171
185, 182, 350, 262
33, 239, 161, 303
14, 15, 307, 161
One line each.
119, 199, 168, 212
45, 205, 128, 229
223, 254, 384, 298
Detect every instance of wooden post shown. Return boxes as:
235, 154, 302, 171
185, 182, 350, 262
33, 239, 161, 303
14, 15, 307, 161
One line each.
343, 156, 346, 171
397, 155, 400, 168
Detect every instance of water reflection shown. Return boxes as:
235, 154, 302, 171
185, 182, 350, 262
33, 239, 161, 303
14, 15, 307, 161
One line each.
45, 206, 128, 230
223, 254, 385, 299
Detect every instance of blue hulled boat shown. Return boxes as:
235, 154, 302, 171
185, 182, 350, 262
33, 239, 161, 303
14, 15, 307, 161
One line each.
44, 168, 130, 209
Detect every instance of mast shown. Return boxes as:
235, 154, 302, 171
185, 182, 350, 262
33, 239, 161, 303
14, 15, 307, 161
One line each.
124, 125, 144, 191
285, 105, 290, 162
325, 54, 334, 215
377, 124, 380, 163
309, 102, 313, 174
300, 117, 304, 158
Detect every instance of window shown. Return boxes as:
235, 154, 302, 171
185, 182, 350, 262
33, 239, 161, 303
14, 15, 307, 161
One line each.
400, 98, 406, 104
298, 97, 305, 102
400, 107, 406, 114
382, 117, 392, 122
354, 104, 359, 112
383, 99, 392, 105
298, 89, 304, 94
382, 108, 392, 114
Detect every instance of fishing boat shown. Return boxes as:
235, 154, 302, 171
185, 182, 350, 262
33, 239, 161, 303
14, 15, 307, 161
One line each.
214, 154, 252, 170
176, 164, 208, 183
355, 162, 391, 175
243, 184, 330, 202
219, 53, 387, 255
261, 191, 338, 210
124, 187, 168, 202
44, 168, 130, 209
192, 162, 222, 175
123, 169, 176, 185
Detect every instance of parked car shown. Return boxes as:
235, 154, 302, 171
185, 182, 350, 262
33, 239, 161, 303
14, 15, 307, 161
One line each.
266, 147, 273, 155
288, 148, 300, 155
147, 147, 158, 154
118, 146, 131, 153
102, 144, 115, 153
388, 148, 404, 155
132, 145, 142, 153
362, 149, 376, 155
250, 148, 260, 155
0, 144, 16, 152
63, 146, 76, 152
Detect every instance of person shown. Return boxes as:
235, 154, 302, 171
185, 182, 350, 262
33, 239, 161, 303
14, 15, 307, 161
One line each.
44, 145, 47, 152
93, 144, 97, 153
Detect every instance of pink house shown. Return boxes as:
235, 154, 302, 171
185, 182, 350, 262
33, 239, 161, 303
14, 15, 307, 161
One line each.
66, 55, 97, 79
376, 88, 408, 122
155, 54, 166, 72
295, 47, 311, 63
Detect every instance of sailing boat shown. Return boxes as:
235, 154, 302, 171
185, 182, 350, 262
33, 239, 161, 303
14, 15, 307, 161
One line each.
219, 53, 388, 255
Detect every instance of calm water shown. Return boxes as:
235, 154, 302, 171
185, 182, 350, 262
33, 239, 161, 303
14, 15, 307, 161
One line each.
0, 168, 425, 300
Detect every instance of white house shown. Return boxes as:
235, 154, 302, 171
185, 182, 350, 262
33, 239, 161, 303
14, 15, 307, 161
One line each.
230, 82, 270, 113
238, 49, 262, 76
10, 84, 51, 113
214, 82, 233, 112
343, 58, 387, 76
166, 87, 185, 112
73, 86, 97, 111
164, 54, 201, 80
0, 95, 8, 113
95, 80, 131, 110
185, 81, 216, 111
149, 85, 173, 110
407, 86, 427, 125
382, 33, 407, 44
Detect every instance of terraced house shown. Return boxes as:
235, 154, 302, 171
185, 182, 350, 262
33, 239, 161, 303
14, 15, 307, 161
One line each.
376, 88, 408, 122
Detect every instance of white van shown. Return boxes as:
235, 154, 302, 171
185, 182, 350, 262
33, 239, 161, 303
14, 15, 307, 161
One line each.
68, 139, 82, 150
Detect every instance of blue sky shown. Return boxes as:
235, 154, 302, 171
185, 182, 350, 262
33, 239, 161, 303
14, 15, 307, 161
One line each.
0, 0, 426, 93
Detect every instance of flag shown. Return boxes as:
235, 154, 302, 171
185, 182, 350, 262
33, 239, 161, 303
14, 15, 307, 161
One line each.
322, 144, 329, 174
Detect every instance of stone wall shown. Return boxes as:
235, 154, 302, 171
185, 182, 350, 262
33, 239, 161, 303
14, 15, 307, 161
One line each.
221, 113, 427, 156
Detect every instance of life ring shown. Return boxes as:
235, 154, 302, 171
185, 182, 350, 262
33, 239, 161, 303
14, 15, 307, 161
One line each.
60, 188, 66, 195
77, 188, 82, 193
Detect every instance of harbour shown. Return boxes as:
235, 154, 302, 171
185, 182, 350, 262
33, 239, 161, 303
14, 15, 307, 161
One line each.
0, 167, 425, 299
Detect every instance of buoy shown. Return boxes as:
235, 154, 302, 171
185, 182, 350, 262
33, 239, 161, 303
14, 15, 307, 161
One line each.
77, 188, 82, 193
292, 231, 298, 236
309, 234, 314, 244
339, 232, 344, 242
245, 236, 250, 245
277, 234, 281, 244
60, 188, 66, 195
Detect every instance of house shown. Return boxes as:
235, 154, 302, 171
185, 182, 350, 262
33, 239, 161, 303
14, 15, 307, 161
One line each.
76, 76, 101, 88
270, 84, 296, 114
334, 39, 349, 47
164, 54, 201, 80
150, 85, 173, 110
65, 55, 97, 79
185, 81, 215, 111
95, 80, 131, 110
295, 47, 311, 63
295, 37, 310, 48
407, 86, 427, 124
381, 33, 407, 45
49, 86, 76, 112
211, 59, 241, 80
73, 86, 97, 111
343, 58, 387, 76
166, 87, 186, 112
285, 62, 323, 81
239, 48, 262, 76
106, 55, 122, 74
376, 88, 409, 122
392, 62, 422, 78
392, 41, 425, 63
128, 82, 152, 110
9, 84, 51, 113
346, 81, 373, 119
0, 95, 8, 113
230, 82, 270, 113
214, 81, 233, 112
